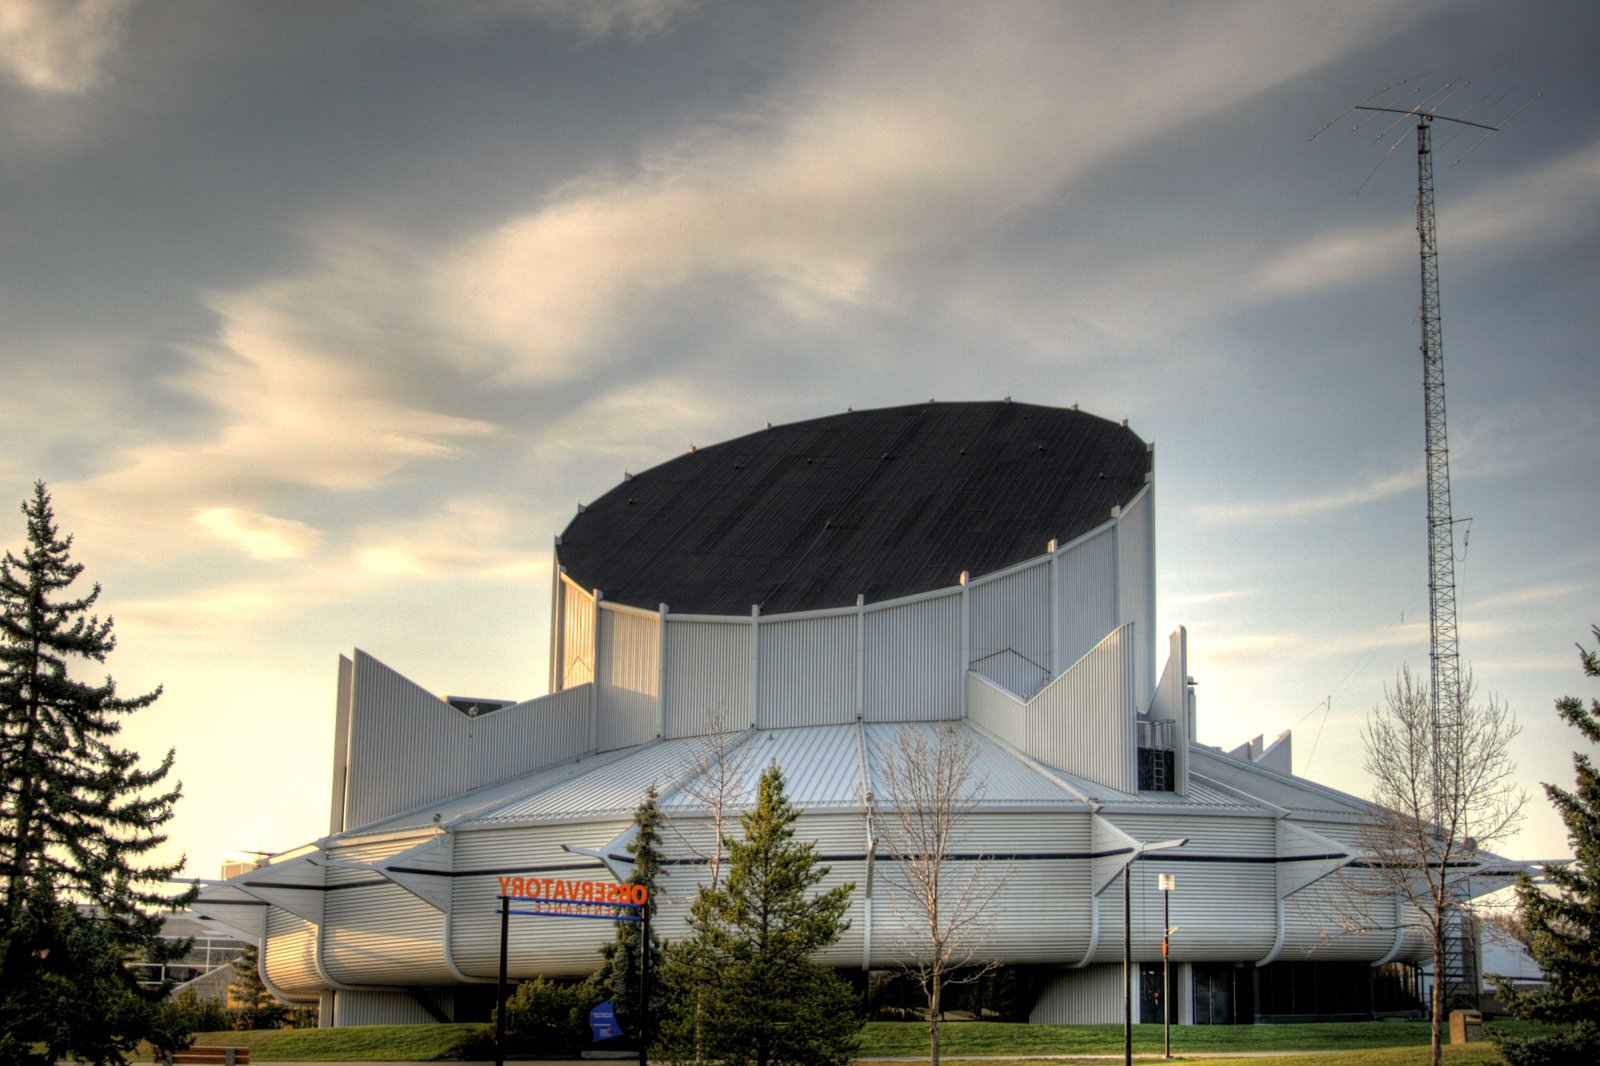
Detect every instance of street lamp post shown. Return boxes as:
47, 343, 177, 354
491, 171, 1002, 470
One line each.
1122, 838, 1187, 1066
1159, 873, 1176, 1060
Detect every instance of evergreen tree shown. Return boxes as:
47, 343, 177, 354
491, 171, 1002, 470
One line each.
0, 482, 193, 1064
593, 784, 666, 1044
229, 944, 288, 1030
1495, 627, 1600, 1063
660, 764, 861, 1066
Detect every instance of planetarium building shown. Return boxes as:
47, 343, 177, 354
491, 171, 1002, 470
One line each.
195, 401, 1479, 1028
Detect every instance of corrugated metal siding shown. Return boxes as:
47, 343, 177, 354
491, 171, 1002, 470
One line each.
1279, 874, 1398, 961
1030, 965, 1127, 1023
968, 673, 1025, 749
792, 813, 865, 967
450, 822, 632, 979
562, 579, 595, 689
1104, 813, 1277, 960
757, 616, 857, 729
1116, 488, 1155, 712
969, 561, 1051, 698
477, 741, 686, 824
740, 728, 862, 809
263, 906, 322, 996
862, 594, 962, 722
663, 619, 752, 738
322, 882, 454, 985
333, 989, 455, 1026
1058, 526, 1117, 672
1026, 625, 1136, 792
597, 606, 660, 752
343, 653, 595, 832
467, 686, 590, 786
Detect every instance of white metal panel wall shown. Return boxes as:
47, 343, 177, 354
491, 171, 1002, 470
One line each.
663, 620, 752, 738
1029, 965, 1127, 1023
1116, 487, 1156, 713
1146, 627, 1190, 795
1104, 813, 1277, 961
1058, 526, 1118, 673
450, 822, 632, 979
863, 594, 962, 722
597, 606, 661, 752
333, 990, 455, 1027
263, 906, 322, 997
467, 686, 590, 787
968, 562, 1051, 697
342, 652, 594, 831
791, 813, 865, 967
562, 579, 595, 690
967, 672, 1024, 749
345, 651, 469, 830
1026, 625, 1136, 792
757, 616, 856, 729
322, 882, 454, 985
1279, 873, 1403, 961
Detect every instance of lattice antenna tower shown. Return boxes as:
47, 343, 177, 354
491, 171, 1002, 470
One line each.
1322, 78, 1538, 775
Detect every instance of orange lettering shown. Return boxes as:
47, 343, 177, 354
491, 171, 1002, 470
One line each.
497, 875, 512, 897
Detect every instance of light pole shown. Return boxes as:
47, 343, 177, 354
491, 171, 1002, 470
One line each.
1122, 838, 1187, 1066
1159, 873, 1176, 1060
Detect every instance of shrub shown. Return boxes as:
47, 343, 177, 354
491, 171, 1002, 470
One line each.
1495, 1019, 1600, 1066
496, 977, 594, 1056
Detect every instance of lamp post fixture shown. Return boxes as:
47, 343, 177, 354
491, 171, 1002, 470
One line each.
1123, 838, 1187, 1066
1159, 873, 1176, 1060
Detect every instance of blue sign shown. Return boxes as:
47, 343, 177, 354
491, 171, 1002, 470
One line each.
589, 998, 620, 1041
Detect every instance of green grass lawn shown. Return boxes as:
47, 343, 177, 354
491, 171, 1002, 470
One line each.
188, 1023, 480, 1061
186, 1019, 1553, 1061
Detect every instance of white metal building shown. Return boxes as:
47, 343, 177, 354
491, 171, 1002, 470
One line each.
193, 401, 1491, 1027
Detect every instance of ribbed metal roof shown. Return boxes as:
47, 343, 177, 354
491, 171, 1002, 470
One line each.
557, 401, 1151, 615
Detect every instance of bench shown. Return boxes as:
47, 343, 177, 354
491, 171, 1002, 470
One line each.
153, 1048, 252, 1065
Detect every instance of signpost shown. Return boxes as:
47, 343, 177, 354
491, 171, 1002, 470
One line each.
494, 879, 651, 1066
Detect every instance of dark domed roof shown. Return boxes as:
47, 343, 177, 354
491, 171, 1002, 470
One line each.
556, 401, 1150, 616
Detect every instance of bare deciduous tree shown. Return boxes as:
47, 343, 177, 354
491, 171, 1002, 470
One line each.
668, 704, 757, 891
1352, 666, 1524, 1066
874, 725, 1010, 1066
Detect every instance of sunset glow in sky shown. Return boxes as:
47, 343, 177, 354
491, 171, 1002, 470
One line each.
2, 0, 1596, 877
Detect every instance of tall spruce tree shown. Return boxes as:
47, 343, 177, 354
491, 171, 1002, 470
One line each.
659, 764, 861, 1066
0, 482, 192, 1065
593, 784, 666, 1045
1495, 627, 1600, 1064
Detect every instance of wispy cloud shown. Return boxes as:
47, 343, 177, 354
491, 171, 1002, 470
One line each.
196, 507, 324, 562
1188, 463, 1420, 526
1256, 136, 1600, 295
0, 0, 133, 94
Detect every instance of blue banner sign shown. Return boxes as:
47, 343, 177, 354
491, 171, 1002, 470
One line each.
589, 998, 620, 1041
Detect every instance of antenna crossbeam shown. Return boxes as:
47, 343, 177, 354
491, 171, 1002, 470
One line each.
1354, 105, 1500, 132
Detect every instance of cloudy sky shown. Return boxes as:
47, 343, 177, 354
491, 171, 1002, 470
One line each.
2, 0, 1595, 878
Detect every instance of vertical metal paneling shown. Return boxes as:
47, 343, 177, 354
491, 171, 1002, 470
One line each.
1116, 487, 1155, 713
967, 672, 1024, 749
346, 650, 468, 830
1025, 624, 1136, 792
862, 594, 962, 722
467, 685, 591, 788
1059, 526, 1118, 671
1145, 627, 1189, 795
664, 620, 752, 738
263, 906, 321, 996
757, 616, 856, 729
343, 652, 595, 831
332, 990, 455, 1026
597, 606, 660, 752
1029, 965, 1127, 1023
562, 579, 595, 689
968, 562, 1051, 697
